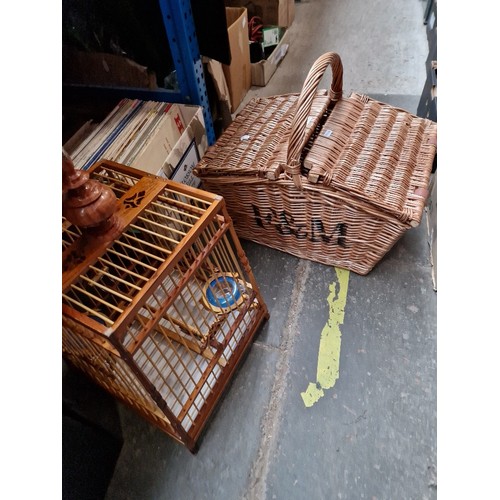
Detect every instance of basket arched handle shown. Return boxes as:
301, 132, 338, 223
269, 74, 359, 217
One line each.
286, 52, 343, 188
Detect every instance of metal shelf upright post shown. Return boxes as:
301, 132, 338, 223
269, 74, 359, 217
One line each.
159, 0, 215, 145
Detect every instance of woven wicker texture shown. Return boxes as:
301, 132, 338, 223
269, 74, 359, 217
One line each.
195, 52, 437, 275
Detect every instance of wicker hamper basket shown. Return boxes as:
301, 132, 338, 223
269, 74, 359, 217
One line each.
195, 52, 437, 275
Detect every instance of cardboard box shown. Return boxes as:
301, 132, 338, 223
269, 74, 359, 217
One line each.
159, 104, 208, 188
426, 173, 437, 290
223, 7, 252, 113
132, 103, 208, 186
204, 57, 233, 133
251, 28, 290, 86
225, 0, 294, 27
117, 103, 208, 187
129, 103, 187, 174
287, 0, 295, 27
62, 46, 157, 89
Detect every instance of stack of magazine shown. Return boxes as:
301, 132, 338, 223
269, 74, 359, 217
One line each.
68, 98, 187, 176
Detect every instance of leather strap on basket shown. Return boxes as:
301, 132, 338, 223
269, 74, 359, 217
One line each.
286, 52, 343, 188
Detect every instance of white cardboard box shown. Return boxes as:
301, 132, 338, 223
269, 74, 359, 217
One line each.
159, 104, 208, 188
127, 103, 186, 174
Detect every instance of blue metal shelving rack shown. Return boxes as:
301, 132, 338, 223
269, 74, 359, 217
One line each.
63, 0, 216, 145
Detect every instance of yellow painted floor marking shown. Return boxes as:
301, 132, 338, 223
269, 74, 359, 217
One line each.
300, 267, 350, 408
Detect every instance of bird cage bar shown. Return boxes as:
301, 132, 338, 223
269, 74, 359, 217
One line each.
62, 159, 269, 451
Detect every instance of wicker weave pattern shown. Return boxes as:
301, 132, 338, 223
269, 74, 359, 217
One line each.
197, 178, 410, 275
195, 52, 437, 275
305, 92, 435, 225
201, 93, 331, 181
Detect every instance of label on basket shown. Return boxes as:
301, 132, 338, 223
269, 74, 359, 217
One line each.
251, 205, 347, 246
322, 129, 333, 138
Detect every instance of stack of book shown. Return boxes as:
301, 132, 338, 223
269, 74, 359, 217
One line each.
67, 99, 187, 177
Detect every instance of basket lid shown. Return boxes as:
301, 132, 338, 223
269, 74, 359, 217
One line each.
196, 92, 331, 181
302, 93, 437, 226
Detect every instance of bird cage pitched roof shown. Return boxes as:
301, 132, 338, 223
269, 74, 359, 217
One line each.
62, 160, 226, 337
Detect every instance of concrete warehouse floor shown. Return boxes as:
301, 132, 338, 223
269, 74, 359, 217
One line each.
65, 0, 438, 499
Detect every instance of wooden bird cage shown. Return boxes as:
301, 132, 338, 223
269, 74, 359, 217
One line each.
62, 157, 269, 452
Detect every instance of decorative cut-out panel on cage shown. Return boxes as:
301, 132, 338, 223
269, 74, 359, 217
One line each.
62, 158, 269, 452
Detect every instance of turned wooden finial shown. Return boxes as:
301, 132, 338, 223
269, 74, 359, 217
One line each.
62, 149, 122, 241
